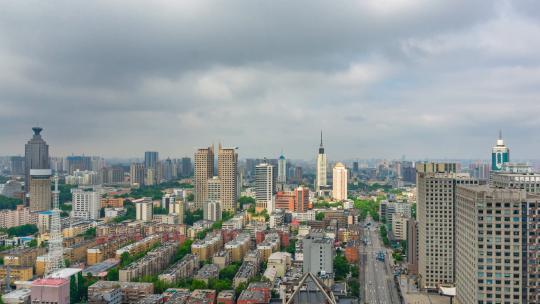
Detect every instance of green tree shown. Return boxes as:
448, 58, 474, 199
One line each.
0, 195, 22, 210
107, 267, 119, 281
153, 206, 168, 215
186, 193, 195, 202
238, 196, 255, 209
190, 279, 207, 290
185, 209, 203, 225
333, 255, 350, 281
219, 263, 240, 281
315, 212, 325, 221
7, 224, 38, 237
285, 239, 296, 255
411, 203, 417, 219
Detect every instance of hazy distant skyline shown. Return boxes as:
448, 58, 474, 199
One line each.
2, 1, 540, 159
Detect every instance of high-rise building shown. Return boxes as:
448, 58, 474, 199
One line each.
204, 201, 222, 222
169, 202, 184, 224
162, 158, 174, 181
181, 157, 192, 177
29, 169, 52, 212
406, 219, 418, 275
195, 146, 214, 209
255, 163, 273, 212
25, 127, 50, 192
130, 163, 145, 186
416, 164, 477, 290
294, 186, 309, 213
144, 151, 159, 171
218, 145, 238, 212
302, 234, 334, 276
491, 163, 540, 193
316, 131, 327, 193
65, 155, 92, 174
207, 177, 221, 202
332, 162, 347, 201
294, 166, 303, 184
10, 156, 24, 176
455, 185, 540, 303
491, 131, 510, 171
72, 189, 100, 220
352, 161, 359, 173
136, 201, 153, 222
277, 155, 286, 184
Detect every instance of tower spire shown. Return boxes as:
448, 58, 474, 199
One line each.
320, 130, 323, 147
499, 129, 502, 140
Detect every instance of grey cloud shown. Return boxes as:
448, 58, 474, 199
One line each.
1, 0, 540, 160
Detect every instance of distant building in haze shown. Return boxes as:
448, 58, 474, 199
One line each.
130, 163, 145, 186
332, 162, 347, 201
181, 157, 192, 177
65, 156, 92, 175
10, 156, 25, 176
25, 127, 50, 192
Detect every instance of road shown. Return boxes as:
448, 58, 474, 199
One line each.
359, 219, 401, 304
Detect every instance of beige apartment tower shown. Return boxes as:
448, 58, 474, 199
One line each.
455, 185, 540, 304
332, 162, 347, 201
218, 145, 238, 212
194, 146, 214, 209
29, 169, 52, 212
416, 164, 477, 290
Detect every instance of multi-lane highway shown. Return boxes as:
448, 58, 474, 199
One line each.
359, 219, 401, 304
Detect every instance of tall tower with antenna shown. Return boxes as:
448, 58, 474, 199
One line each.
45, 175, 65, 276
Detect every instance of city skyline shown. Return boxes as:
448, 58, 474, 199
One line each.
2, 1, 540, 159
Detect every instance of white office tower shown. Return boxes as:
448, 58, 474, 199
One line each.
255, 163, 273, 212
332, 162, 348, 201
203, 200, 222, 222
316, 131, 327, 193
277, 155, 287, 184
72, 189, 100, 220
136, 201, 153, 222
45, 175, 64, 276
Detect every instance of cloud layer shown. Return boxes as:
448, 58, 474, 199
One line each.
1, 0, 540, 160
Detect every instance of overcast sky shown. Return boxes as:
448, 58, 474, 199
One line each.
1, 1, 540, 160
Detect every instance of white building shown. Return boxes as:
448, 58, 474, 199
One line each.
332, 162, 348, 201
72, 189, 100, 220
255, 163, 273, 211
316, 132, 327, 193
203, 200, 222, 222
277, 155, 286, 184
136, 201, 153, 222
391, 213, 408, 241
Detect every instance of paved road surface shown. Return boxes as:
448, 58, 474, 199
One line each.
360, 220, 401, 304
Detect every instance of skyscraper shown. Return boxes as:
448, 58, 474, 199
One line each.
181, 157, 192, 177
294, 186, 309, 213
130, 163, 145, 186
218, 145, 238, 212
144, 151, 159, 171
416, 163, 477, 290
277, 154, 286, 184
455, 185, 540, 303
316, 131, 327, 193
10, 156, 24, 176
332, 162, 347, 201
491, 131, 510, 171
25, 127, 50, 192
255, 163, 273, 212
29, 169, 52, 212
195, 146, 214, 209
65, 155, 92, 174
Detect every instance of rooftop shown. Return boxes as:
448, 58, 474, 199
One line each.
32, 278, 68, 286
